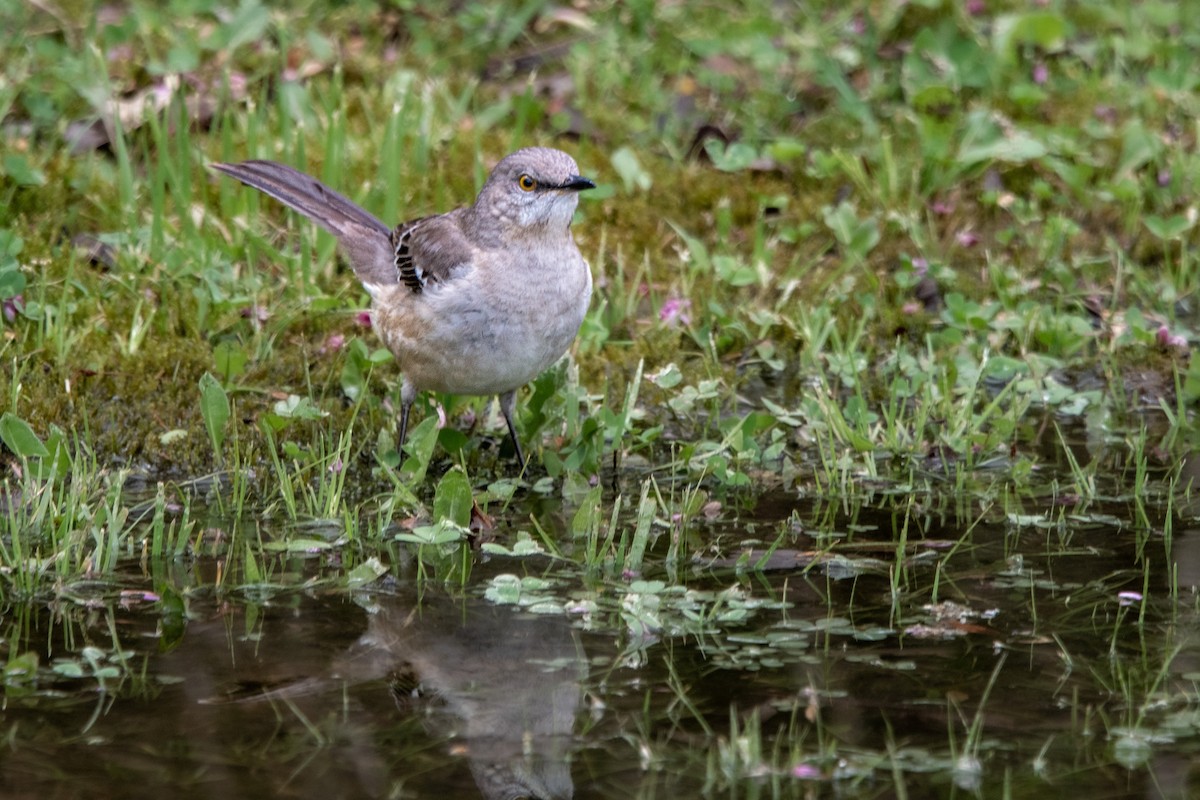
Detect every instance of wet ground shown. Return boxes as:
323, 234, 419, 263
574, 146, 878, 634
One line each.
3, 421, 1200, 799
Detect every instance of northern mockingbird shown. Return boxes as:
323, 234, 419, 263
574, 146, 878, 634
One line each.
212, 148, 595, 466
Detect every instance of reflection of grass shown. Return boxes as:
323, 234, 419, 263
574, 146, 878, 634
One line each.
1092, 641, 1198, 771
948, 652, 1007, 792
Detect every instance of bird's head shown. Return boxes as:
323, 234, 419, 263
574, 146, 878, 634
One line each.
474, 147, 594, 236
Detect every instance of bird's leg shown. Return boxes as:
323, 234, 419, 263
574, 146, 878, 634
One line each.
497, 390, 525, 466
398, 378, 417, 450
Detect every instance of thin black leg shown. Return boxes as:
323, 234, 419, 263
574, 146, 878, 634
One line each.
497, 390, 525, 467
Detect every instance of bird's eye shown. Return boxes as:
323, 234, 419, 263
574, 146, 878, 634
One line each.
518, 174, 537, 192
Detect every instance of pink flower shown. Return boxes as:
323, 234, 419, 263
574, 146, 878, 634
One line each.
1032, 63, 1048, 85
355, 311, 373, 328
320, 333, 345, 354
2, 294, 23, 323
659, 297, 692, 326
1156, 325, 1188, 352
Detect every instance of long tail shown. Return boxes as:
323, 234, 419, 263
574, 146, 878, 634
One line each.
212, 160, 399, 287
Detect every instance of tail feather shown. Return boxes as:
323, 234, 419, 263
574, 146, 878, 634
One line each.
212, 160, 399, 287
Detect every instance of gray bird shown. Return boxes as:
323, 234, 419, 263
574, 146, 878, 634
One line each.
212, 147, 595, 466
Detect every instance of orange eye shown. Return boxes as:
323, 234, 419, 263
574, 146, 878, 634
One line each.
518, 174, 537, 191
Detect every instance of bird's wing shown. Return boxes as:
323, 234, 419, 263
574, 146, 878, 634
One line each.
391, 212, 476, 293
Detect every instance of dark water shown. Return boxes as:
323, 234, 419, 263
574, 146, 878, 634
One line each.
3, 432, 1200, 799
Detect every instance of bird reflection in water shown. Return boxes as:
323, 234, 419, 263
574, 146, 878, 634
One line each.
259, 591, 585, 800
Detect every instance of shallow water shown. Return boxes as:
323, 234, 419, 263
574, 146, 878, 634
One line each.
3, 425, 1200, 799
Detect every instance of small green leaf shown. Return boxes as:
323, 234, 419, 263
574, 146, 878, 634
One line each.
704, 140, 761, 172
400, 416, 439, 483
1114, 119, 1161, 178
993, 11, 1070, 61
198, 372, 230, 459
346, 557, 388, 588
243, 545, 262, 582
2, 154, 46, 186
272, 395, 328, 420
484, 573, 524, 605
713, 254, 758, 287
570, 485, 603, 538
366, 347, 393, 365
35, 425, 71, 479
822, 202, 880, 261
958, 129, 1047, 166
433, 467, 473, 527
397, 520, 468, 545
511, 536, 547, 557
52, 661, 85, 678
0, 265, 25, 300
0, 413, 49, 458
626, 480, 657, 573
1144, 213, 1194, 241
213, 340, 248, 382
3, 651, 39, 683
646, 363, 683, 389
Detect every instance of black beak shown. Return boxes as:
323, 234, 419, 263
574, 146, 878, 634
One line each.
560, 175, 596, 192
